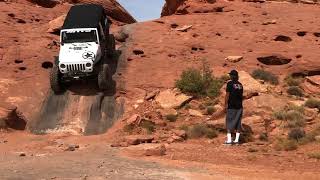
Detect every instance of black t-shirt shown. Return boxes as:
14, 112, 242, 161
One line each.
226, 80, 243, 109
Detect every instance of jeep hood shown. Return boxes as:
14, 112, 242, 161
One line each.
59, 42, 99, 63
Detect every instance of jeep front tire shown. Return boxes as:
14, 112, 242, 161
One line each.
50, 64, 64, 94
98, 63, 112, 90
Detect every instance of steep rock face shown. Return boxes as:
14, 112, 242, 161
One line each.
27, 0, 136, 24
161, 0, 218, 16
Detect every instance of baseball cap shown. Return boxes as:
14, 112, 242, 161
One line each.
229, 70, 239, 76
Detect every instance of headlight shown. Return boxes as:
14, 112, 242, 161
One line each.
86, 63, 92, 67
60, 64, 66, 69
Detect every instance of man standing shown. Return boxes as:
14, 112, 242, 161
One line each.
224, 70, 243, 145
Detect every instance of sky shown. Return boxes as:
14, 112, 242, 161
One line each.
118, 0, 165, 22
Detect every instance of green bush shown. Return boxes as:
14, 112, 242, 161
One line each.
187, 124, 218, 139
165, 114, 178, 122
285, 76, 303, 87
288, 128, 305, 141
251, 69, 279, 85
305, 98, 320, 110
275, 138, 298, 151
175, 61, 224, 98
287, 86, 304, 97
176, 68, 206, 96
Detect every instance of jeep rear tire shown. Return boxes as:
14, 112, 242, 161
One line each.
50, 64, 64, 94
98, 64, 112, 90
106, 34, 115, 57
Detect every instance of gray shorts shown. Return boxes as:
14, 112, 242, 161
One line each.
226, 108, 243, 131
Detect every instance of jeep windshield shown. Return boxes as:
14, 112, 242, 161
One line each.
61, 30, 98, 44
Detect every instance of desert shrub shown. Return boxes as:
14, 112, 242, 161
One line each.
273, 110, 287, 120
176, 61, 224, 98
285, 76, 303, 87
187, 124, 217, 139
251, 69, 279, 85
206, 106, 216, 115
274, 138, 298, 151
305, 98, 320, 110
273, 106, 305, 128
123, 124, 135, 133
179, 124, 189, 131
140, 120, 155, 134
299, 126, 320, 145
308, 152, 320, 160
207, 79, 224, 98
259, 132, 268, 141
285, 111, 305, 128
288, 128, 305, 141
176, 68, 206, 96
165, 114, 178, 122
287, 86, 304, 97
220, 74, 230, 82
286, 104, 304, 113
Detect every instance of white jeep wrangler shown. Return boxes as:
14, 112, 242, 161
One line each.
50, 4, 115, 94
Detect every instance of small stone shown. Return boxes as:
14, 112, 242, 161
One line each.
144, 144, 166, 156
158, 108, 178, 118
126, 114, 140, 125
188, 109, 204, 117
172, 129, 186, 138
167, 135, 183, 143
145, 90, 160, 100
225, 56, 243, 63
315, 135, 320, 142
125, 135, 154, 145
19, 152, 26, 157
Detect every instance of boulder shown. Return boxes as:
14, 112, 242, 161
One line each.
45, 0, 136, 33
244, 94, 287, 112
167, 135, 184, 143
125, 135, 154, 145
143, 144, 166, 156
225, 56, 243, 63
155, 89, 192, 109
306, 75, 320, 86
47, 14, 66, 34
158, 108, 178, 117
188, 109, 203, 117
238, 71, 267, 95
126, 144, 166, 156
145, 90, 160, 100
0, 103, 26, 130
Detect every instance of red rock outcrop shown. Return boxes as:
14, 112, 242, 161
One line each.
161, 0, 220, 16
27, 0, 136, 24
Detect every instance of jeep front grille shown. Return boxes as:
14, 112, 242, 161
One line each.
66, 64, 86, 72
